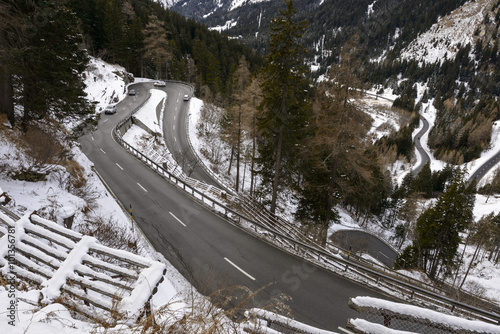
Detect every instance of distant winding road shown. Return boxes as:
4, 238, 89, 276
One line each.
411, 113, 431, 176
79, 82, 394, 331
468, 149, 500, 184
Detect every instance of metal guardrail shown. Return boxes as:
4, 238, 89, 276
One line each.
113, 83, 500, 326
183, 94, 238, 196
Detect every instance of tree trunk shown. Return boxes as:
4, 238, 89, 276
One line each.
235, 111, 241, 192
321, 160, 338, 246
270, 125, 284, 214
228, 146, 234, 175
250, 115, 256, 196
428, 248, 441, 279
453, 233, 470, 287
0, 64, 14, 125
459, 241, 482, 291
0, 33, 15, 125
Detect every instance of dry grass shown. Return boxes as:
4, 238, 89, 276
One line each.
79, 214, 139, 254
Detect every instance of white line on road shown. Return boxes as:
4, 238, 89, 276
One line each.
224, 257, 255, 281
169, 212, 186, 227
137, 183, 148, 192
173, 125, 175, 130
116, 163, 124, 170
91, 136, 94, 141
338, 327, 355, 334
100, 148, 106, 154
174, 136, 177, 142
103, 119, 109, 123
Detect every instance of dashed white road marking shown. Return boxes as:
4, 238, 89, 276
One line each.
103, 119, 109, 123
116, 163, 124, 170
100, 148, 106, 154
224, 257, 255, 281
137, 183, 148, 192
169, 212, 187, 227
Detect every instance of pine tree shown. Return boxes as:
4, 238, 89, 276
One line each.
398, 169, 475, 279
256, 0, 312, 213
295, 34, 376, 244
413, 162, 433, 198
224, 56, 251, 191
143, 14, 172, 80
241, 76, 262, 196
0, 0, 18, 125
10, 2, 90, 128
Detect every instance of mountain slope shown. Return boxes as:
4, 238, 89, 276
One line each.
400, 0, 496, 64
169, 0, 470, 68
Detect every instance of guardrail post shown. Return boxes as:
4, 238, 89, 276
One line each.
410, 290, 415, 299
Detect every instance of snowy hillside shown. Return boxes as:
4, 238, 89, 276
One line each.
0, 57, 218, 333
155, 0, 183, 8
84, 57, 130, 113
400, 0, 496, 64
229, 0, 271, 11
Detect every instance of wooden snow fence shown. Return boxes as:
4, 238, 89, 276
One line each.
0, 209, 166, 326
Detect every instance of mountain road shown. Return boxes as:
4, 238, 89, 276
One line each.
79, 82, 394, 331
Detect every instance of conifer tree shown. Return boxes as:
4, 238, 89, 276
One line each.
9, 2, 90, 129
295, 34, 376, 244
397, 169, 475, 279
143, 14, 172, 79
257, 0, 312, 213
224, 56, 251, 191
413, 162, 433, 198
0, 0, 18, 125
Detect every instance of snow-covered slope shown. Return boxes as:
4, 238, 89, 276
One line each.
400, 0, 496, 64
83, 57, 130, 113
155, 0, 183, 8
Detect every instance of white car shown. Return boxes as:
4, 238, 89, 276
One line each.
154, 81, 166, 87
104, 105, 117, 115
183, 94, 189, 101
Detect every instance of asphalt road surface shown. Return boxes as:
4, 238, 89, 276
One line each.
80, 82, 395, 331
330, 230, 399, 268
411, 114, 431, 176
468, 148, 500, 184
159, 83, 223, 188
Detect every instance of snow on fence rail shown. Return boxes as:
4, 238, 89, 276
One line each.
347, 296, 500, 334
243, 308, 338, 334
113, 82, 500, 327
0, 209, 166, 326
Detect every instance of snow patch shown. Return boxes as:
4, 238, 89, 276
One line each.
400, 0, 494, 64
